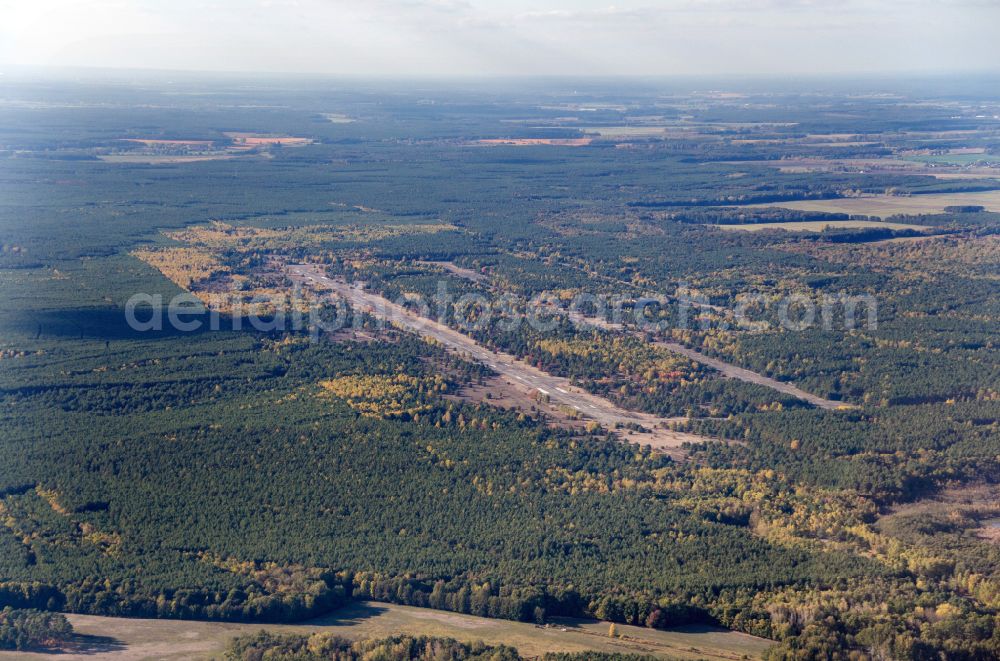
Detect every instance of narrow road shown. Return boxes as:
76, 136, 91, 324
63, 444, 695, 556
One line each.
415, 260, 487, 283
423, 260, 847, 409
565, 311, 849, 410
651, 342, 848, 410
287, 263, 712, 450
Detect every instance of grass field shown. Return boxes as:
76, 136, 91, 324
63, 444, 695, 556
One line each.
0, 602, 774, 660
477, 138, 593, 146
580, 126, 674, 137
97, 153, 241, 164
744, 190, 1000, 218
712, 219, 929, 232
903, 153, 994, 166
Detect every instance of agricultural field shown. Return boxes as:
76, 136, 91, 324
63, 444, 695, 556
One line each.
95, 133, 313, 164
477, 138, 594, 146
711, 220, 930, 233
0, 602, 773, 660
1, 73, 999, 659
744, 190, 1000, 218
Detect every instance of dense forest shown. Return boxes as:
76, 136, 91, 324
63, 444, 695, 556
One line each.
225, 631, 664, 661
1, 76, 999, 659
0, 608, 73, 651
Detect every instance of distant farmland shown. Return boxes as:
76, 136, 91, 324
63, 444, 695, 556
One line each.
0, 602, 774, 661
713, 219, 929, 232
744, 190, 1000, 218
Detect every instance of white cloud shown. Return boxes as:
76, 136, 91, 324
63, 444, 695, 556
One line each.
0, 0, 998, 75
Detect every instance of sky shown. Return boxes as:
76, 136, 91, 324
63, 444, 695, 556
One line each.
2, 0, 999, 77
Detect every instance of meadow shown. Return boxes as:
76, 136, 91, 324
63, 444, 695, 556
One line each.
710, 219, 929, 232
744, 190, 1000, 217
0, 602, 773, 660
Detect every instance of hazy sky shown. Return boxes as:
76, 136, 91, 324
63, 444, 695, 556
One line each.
3, 0, 999, 77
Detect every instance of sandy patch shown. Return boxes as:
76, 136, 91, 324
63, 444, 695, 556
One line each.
224, 132, 313, 148
477, 138, 593, 146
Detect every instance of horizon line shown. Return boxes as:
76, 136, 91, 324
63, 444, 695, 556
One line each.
5, 63, 1000, 83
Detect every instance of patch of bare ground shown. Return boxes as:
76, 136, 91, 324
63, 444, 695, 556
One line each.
887, 484, 1000, 513
416, 260, 488, 283
617, 426, 700, 461
978, 525, 1000, 544
448, 374, 696, 460
224, 132, 313, 148
447, 374, 586, 430
883, 484, 1000, 543
327, 327, 381, 343
476, 138, 593, 146
122, 139, 216, 147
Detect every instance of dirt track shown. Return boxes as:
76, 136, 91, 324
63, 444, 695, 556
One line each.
415, 260, 488, 283
424, 260, 843, 409
652, 342, 847, 409
288, 264, 711, 451
563, 308, 847, 410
